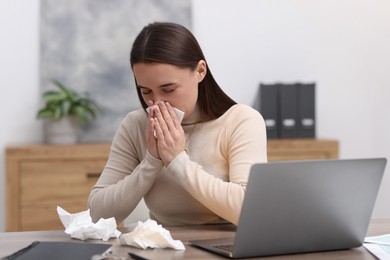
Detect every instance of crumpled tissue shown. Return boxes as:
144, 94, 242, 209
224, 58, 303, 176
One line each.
146, 106, 185, 123
120, 219, 185, 250
57, 206, 121, 241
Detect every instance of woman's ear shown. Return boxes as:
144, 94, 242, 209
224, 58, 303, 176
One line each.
196, 60, 207, 82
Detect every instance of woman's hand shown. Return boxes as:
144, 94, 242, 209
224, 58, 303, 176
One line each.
146, 103, 160, 159
152, 101, 186, 166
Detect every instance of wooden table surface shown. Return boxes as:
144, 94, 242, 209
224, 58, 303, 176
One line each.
1, 219, 389, 259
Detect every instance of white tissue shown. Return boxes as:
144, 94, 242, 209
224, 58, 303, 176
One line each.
146, 106, 185, 123
120, 219, 185, 250
57, 206, 121, 241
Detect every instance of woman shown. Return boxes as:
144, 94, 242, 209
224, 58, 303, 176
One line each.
88, 22, 267, 226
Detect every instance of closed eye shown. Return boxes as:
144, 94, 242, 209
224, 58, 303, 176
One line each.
141, 89, 151, 95
163, 88, 175, 93
160, 82, 177, 93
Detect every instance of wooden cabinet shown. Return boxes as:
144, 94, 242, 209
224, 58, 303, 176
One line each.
6, 139, 338, 231
6, 144, 110, 231
267, 139, 339, 162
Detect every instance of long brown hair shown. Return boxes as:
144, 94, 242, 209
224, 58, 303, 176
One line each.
130, 22, 236, 120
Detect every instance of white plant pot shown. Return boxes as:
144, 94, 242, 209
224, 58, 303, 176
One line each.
45, 117, 79, 145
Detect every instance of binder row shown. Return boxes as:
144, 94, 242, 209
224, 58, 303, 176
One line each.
255, 83, 316, 139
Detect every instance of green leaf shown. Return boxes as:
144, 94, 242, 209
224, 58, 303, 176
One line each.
53, 106, 62, 120
42, 91, 66, 103
61, 100, 72, 116
73, 106, 89, 124
79, 98, 101, 113
37, 108, 54, 119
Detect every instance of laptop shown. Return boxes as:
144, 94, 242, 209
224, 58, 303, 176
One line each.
190, 158, 387, 258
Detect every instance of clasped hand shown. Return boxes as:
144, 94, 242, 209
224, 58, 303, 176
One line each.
146, 101, 186, 166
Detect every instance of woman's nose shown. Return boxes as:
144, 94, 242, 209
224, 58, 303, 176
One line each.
150, 95, 163, 105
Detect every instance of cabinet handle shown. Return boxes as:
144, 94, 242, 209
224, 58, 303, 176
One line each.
86, 172, 101, 178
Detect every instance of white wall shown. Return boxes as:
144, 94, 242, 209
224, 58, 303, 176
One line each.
0, 1, 42, 232
0, 0, 389, 231
192, 0, 390, 218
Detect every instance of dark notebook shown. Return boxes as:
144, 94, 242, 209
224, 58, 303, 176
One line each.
2, 241, 111, 260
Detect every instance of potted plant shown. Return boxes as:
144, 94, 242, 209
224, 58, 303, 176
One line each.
37, 80, 101, 144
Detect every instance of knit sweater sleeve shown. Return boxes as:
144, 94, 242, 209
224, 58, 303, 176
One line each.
166, 105, 267, 225
88, 110, 163, 224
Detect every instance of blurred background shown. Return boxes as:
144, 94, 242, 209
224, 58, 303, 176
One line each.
1, 0, 389, 232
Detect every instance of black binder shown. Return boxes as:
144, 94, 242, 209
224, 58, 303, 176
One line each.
3, 241, 111, 260
258, 84, 279, 139
256, 82, 316, 139
279, 84, 298, 138
297, 83, 315, 138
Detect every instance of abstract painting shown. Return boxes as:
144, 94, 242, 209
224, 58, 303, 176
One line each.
40, 0, 191, 142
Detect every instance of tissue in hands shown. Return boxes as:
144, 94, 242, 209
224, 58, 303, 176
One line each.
120, 219, 185, 250
146, 106, 185, 123
57, 206, 121, 241
146, 106, 185, 138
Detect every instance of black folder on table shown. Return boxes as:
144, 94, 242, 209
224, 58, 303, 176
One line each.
256, 82, 316, 139
258, 83, 279, 139
2, 241, 111, 260
279, 84, 298, 138
297, 83, 315, 138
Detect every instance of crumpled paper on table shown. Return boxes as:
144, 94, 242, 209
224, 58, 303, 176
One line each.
120, 219, 185, 250
57, 206, 121, 241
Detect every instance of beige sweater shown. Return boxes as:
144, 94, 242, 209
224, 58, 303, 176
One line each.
88, 104, 267, 226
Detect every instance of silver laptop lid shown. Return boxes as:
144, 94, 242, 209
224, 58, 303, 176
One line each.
233, 158, 386, 258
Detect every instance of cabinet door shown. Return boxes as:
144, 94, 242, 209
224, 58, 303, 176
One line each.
20, 159, 105, 231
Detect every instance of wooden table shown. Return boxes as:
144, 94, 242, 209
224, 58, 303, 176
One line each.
1, 219, 389, 259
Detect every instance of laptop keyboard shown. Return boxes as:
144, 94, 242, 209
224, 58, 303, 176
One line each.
213, 243, 233, 252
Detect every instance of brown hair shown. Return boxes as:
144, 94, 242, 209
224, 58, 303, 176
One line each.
130, 22, 236, 120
